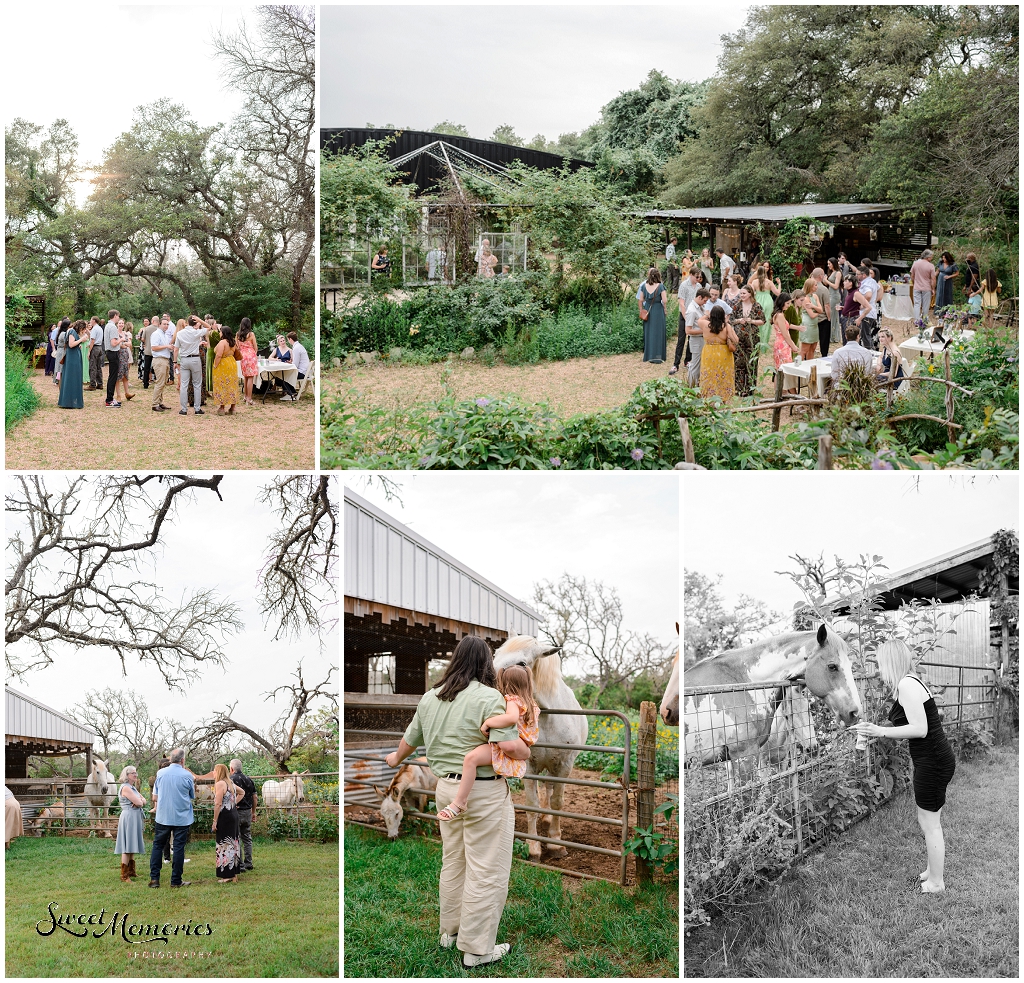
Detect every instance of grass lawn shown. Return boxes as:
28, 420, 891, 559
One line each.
5, 836, 338, 977
5, 369, 315, 470
343, 824, 678, 978
684, 743, 1018, 978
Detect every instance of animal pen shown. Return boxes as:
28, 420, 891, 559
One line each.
344, 704, 676, 887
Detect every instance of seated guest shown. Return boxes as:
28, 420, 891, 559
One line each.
831, 324, 878, 383
272, 335, 292, 361
115, 766, 147, 881
281, 331, 310, 400
876, 328, 905, 384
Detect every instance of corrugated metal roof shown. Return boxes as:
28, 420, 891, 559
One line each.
5, 686, 97, 745
824, 537, 1015, 612
643, 203, 898, 224
344, 488, 541, 634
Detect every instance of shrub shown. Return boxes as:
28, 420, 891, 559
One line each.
947, 720, 994, 760
5, 347, 40, 431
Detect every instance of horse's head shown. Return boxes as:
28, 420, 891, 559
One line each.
90, 758, 110, 795
373, 775, 405, 839
801, 624, 862, 727
492, 632, 560, 673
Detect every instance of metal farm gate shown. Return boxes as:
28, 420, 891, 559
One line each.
684, 661, 998, 882
344, 706, 634, 884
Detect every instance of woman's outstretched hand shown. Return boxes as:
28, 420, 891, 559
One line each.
854, 722, 885, 738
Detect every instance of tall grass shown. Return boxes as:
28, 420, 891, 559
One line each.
684, 744, 1018, 978
344, 824, 677, 978
5, 347, 40, 431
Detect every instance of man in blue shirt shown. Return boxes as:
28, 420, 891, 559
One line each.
148, 748, 195, 887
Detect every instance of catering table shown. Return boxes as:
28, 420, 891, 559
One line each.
237, 358, 299, 402
780, 356, 833, 398
880, 284, 914, 321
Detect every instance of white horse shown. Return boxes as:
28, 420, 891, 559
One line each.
84, 757, 117, 822
660, 623, 680, 726
493, 631, 588, 861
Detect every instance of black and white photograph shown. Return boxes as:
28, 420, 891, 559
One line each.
682, 472, 1018, 977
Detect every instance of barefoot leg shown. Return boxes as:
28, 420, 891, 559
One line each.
917, 806, 945, 892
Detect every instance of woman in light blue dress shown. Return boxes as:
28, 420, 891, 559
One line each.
114, 766, 147, 882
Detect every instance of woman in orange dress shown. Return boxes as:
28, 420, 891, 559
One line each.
237, 318, 260, 405
437, 665, 539, 821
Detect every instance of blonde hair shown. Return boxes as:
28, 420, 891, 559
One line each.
875, 639, 913, 697
496, 664, 537, 730
803, 277, 818, 294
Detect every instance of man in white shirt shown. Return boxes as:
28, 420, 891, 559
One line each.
856, 267, 879, 350
102, 310, 122, 406
716, 248, 736, 285
87, 317, 104, 390
173, 315, 210, 415
665, 238, 677, 263
150, 321, 173, 411
685, 288, 711, 387
281, 331, 310, 399
671, 269, 701, 375
707, 284, 733, 316
831, 324, 877, 383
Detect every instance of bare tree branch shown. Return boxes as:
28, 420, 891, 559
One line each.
5, 474, 241, 691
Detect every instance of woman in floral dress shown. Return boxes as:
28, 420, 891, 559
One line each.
698, 305, 738, 402
237, 319, 260, 405
212, 326, 240, 415
116, 320, 135, 402
211, 763, 243, 883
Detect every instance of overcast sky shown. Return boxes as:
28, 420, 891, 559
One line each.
322, 4, 751, 141
684, 473, 1020, 620
5, 474, 338, 749
346, 472, 679, 669
4, 5, 246, 202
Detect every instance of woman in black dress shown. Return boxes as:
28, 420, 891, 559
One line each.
854, 640, 955, 894
211, 762, 243, 883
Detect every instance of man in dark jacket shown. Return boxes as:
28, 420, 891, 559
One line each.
229, 759, 257, 871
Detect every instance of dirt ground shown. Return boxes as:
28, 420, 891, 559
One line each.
345, 770, 679, 886
6, 368, 315, 470
327, 313, 922, 421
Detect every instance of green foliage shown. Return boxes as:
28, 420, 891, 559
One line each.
625, 815, 678, 877
946, 719, 995, 760
4, 292, 37, 348
431, 120, 471, 137
574, 712, 679, 784
194, 268, 312, 330
5, 347, 40, 431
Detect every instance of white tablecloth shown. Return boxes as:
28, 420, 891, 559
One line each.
237, 358, 299, 388
898, 330, 976, 358
780, 357, 833, 397
880, 292, 914, 321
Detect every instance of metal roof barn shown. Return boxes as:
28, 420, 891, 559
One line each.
5, 685, 97, 779
344, 488, 542, 741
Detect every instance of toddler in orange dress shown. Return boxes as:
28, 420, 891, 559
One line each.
437, 665, 539, 821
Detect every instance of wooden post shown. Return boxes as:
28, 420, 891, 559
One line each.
996, 571, 1009, 740
808, 366, 818, 418
944, 350, 956, 444
635, 701, 658, 886
771, 368, 785, 432
817, 434, 833, 470
677, 417, 695, 464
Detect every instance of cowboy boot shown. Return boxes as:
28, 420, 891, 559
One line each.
128, 857, 138, 879
120, 862, 130, 882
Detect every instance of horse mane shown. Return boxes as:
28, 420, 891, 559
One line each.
531, 652, 563, 701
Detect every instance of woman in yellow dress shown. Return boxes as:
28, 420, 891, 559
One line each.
212, 325, 240, 415
698, 305, 738, 401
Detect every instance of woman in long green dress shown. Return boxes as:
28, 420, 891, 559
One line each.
749, 263, 781, 358
638, 269, 667, 364
58, 320, 87, 409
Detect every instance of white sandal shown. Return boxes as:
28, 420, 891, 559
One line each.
437, 803, 466, 822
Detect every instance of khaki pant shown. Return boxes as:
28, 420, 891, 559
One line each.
152, 358, 169, 407
435, 775, 514, 957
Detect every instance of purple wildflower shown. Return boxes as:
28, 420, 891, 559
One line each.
870, 456, 895, 470
475, 398, 490, 408
549, 457, 562, 468
418, 456, 430, 467
631, 448, 644, 462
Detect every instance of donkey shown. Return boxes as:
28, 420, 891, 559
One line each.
374, 764, 438, 839
492, 631, 588, 861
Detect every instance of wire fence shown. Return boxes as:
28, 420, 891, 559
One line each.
684, 662, 996, 909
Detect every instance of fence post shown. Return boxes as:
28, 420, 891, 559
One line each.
635, 701, 657, 886
785, 688, 804, 856
943, 350, 956, 444
817, 435, 833, 470
677, 417, 696, 464
771, 369, 784, 432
